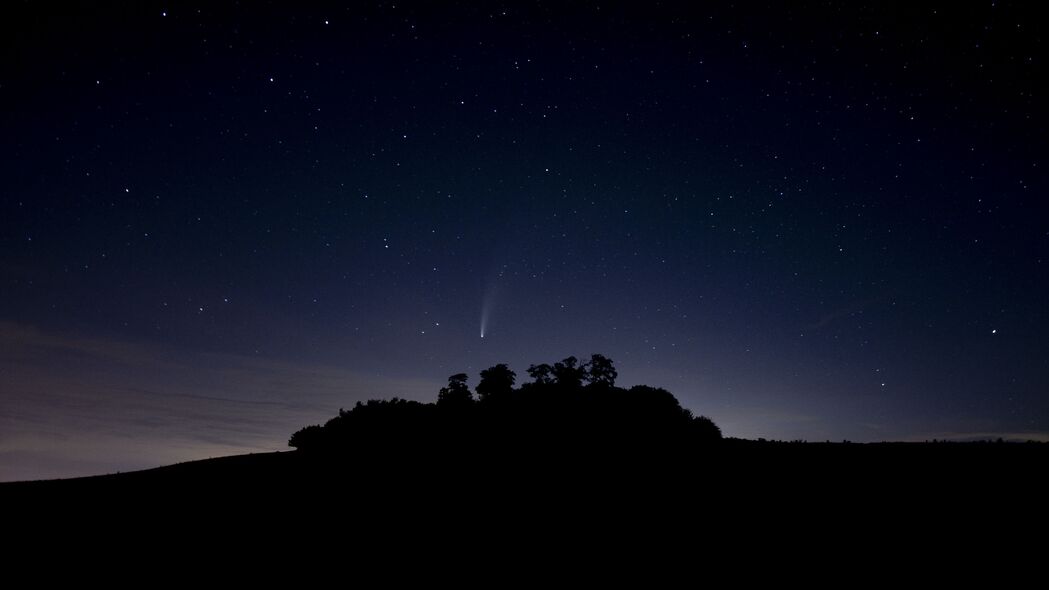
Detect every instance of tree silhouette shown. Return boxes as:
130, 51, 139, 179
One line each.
437, 373, 473, 407
289, 354, 723, 457
583, 353, 617, 388
552, 356, 585, 388
476, 363, 516, 401
526, 363, 554, 385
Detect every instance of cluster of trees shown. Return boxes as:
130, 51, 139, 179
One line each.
289, 354, 721, 453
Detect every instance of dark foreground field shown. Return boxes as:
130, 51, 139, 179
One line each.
4, 440, 1046, 574
5, 439, 1045, 512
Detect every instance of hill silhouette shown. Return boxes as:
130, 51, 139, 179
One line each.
4, 353, 1047, 554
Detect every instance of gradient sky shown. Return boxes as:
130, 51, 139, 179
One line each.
3, 2, 1047, 481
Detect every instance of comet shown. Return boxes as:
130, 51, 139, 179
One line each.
480, 284, 494, 339
480, 306, 489, 339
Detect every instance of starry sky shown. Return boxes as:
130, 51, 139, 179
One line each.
2, 2, 1047, 481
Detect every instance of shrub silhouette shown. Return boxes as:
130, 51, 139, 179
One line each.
289, 354, 721, 455
287, 423, 325, 452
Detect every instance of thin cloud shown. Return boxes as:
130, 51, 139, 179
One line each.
0, 321, 440, 481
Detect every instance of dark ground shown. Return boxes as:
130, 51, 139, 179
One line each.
5, 439, 1044, 515
4, 441, 1045, 577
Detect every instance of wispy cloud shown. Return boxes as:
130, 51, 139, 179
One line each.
0, 321, 440, 481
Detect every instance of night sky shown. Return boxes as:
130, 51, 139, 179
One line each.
3, 2, 1047, 481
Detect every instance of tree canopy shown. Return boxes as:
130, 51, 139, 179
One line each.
476, 364, 516, 401
437, 373, 473, 407
289, 354, 721, 454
